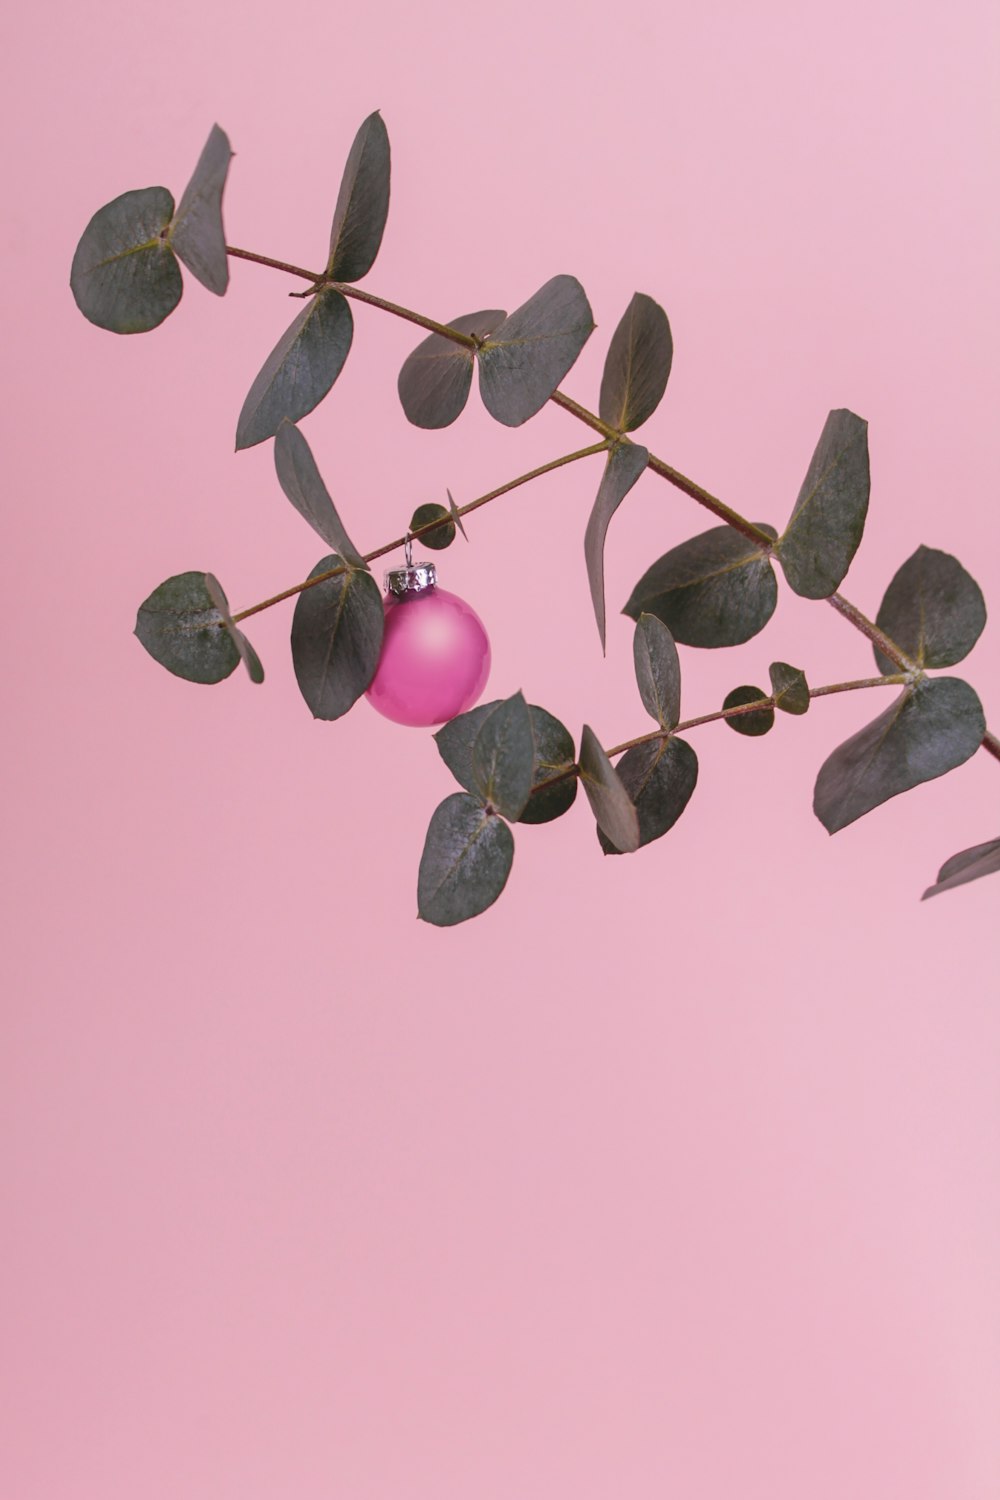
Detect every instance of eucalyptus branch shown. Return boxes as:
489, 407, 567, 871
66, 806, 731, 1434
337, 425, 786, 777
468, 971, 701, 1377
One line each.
229, 441, 608, 625
528, 672, 912, 792
221, 245, 977, 690
71, 112, 999, 921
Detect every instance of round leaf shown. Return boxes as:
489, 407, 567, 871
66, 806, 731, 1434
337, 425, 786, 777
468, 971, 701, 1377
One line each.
599, 292, 673, 433
874, 545, 987, 673
398, 310, 506, 429
471, 691, 535, 821
71, 186, 182, 334
814, 677, 986, 833
769, 661, 810, 714
723, 685, 775, 736
410, 502, 456, 551
624, 524, 778, 647
290, 555, 383, 720
478, 275, 594, 427
519, 707, 578, 825
599, 737, 698, 854
417, 794, 514, 927
134, 571, 239, 683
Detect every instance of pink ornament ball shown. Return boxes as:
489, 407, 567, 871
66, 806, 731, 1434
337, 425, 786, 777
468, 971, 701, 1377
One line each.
365, 585, 491, 727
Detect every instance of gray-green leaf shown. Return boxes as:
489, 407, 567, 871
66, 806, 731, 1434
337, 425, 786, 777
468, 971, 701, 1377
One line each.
874, 545, 987, 674
578, 725, 640, 853
922, 836, 1000, 900
519, 707, 578, 825
135, 570, 239, 683
410, 502, 455, 551
417, 794, 514, 926
598, 737, 697, 854
584, 442, 649, 650
71, 186, 182, 333
326, 111, 391, 282
814, 677, 985, 833
623, 524, 778, 647
723, 685, 774, 736
236, 289, 353, 450
777, 409, 870, 598
169, 124, 232, 295
204, 573, 264, 683
478, 275, 594, 427
599, 292, 673, 433
398, 310, 506, 428
435, 702, 576, 824
769, 661, 810, 714
633, 614, 681, 727
471, 691, 535, 821
290, 555, 384, 719
274, 420, 367, 567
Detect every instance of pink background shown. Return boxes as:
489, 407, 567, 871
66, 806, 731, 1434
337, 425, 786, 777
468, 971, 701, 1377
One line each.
4, 1, 999, 1495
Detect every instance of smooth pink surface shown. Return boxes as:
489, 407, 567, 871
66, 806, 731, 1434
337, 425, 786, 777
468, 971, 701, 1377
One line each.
4, 3, 999, 1497
366, 585, 491, 726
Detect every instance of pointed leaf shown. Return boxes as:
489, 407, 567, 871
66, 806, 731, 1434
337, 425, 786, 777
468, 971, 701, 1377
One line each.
477, 275, 595, 426
274, 420, 367, 566
326, 111, 391, 282
290, 555, 383, 719
814, 677, 985, 834
723, 685, 774, 736
578, 725, 640, 853
398, 310, 506, 428
777, 409, 870, 598
633, 614, 681, 728
410, 502, 455, 551
445, 488, 468, 542
71, 186, 181, 333
769, 661, 810, 714
417, 793, 514, 926
236, 290, 353, 449
874, 545, 987, 673
584, 443, 649, 649
204, 573, 264, 683
471, 691, 535, 820
624, 523, 778, 647
598, 738, 698, 854
436, 702, 576, 824
599, 292, 673, 432
169, 124, 232, 295
922, 836, 1000, 899
134, 571, 239, 683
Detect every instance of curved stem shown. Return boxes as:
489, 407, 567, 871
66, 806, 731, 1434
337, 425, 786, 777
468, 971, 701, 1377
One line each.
826, 592, 917, 673
230, 441, 608, 624
603, 673, 909, 759
531, 673, 911, 798
226, 245, 323, 283
222, 247, 997, 767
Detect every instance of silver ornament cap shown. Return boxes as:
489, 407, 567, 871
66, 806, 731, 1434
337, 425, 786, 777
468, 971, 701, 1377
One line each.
384, 560, 437, 598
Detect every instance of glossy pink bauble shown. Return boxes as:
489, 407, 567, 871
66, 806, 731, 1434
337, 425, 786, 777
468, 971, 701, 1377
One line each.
365, 586, 491, 727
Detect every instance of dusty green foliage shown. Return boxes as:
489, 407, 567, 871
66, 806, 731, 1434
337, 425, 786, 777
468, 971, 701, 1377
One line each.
722, 686, 775, 737
74, 111, 996, 924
